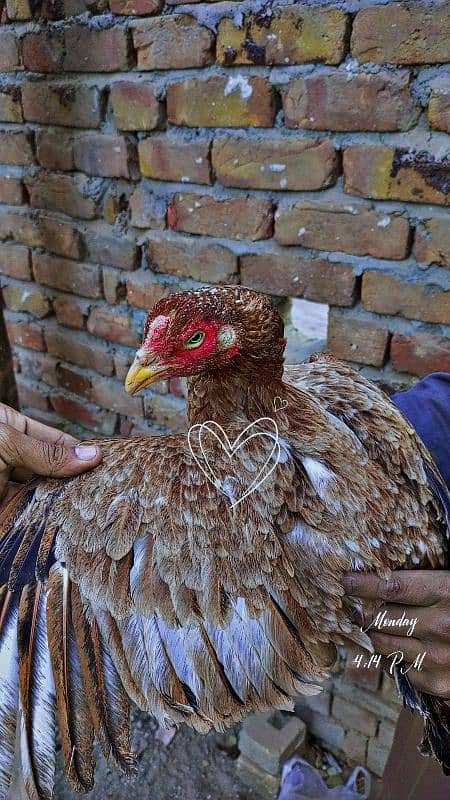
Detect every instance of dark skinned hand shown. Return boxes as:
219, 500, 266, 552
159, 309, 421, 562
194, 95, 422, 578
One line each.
0, 403, 102, 504
344, 571, 450, 699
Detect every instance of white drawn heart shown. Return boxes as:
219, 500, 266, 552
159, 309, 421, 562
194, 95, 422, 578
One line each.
187, 417, 281, 508
273, 396, 289, 413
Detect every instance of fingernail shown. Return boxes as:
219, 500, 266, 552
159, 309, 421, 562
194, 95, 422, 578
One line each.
74, 445, 99, 461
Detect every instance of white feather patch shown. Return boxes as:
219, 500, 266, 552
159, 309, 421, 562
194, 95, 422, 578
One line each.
301, 457, 337, 499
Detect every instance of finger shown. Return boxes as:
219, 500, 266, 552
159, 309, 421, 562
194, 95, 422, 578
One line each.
343, 571, 449, 606
2, 482, 24, 504
0, 423, 102, 478
10, 467, 34, 483
407, 669, 450, 699
370, 632, 424, 663
361, 603, 423, 639
0, 470, 10, 501
369, 604, 450, 644
0, 405, 78, 447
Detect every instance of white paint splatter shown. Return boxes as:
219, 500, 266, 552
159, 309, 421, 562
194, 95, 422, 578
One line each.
377, 215, 391, 228
279, 178, 288, 189
269, 163, 286, 173
194, 156, 203, 164
298, 227, 306, 236
224, 74, 253, 101
181, 176, 190, 183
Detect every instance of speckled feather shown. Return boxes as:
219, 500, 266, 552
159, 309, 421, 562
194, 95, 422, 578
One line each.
0, 286, 448, 797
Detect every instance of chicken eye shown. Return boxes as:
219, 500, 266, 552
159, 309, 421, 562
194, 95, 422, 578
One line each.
184, 331, 205, 349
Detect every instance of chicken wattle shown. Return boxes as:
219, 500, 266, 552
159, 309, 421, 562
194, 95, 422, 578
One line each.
0, 285, 449, 798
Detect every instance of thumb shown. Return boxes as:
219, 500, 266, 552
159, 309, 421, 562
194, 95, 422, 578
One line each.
0, 422, 102, 478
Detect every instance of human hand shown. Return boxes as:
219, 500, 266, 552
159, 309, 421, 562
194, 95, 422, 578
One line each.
0, 403, 102, 502
344, 571, 450, 698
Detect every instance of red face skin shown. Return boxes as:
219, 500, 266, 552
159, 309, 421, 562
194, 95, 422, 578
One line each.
143, 315, 239, 378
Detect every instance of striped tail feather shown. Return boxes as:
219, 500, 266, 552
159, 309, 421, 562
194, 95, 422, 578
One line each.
0, 485, 134, 799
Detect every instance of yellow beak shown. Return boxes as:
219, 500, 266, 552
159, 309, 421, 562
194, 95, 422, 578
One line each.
124, 353, 166, 395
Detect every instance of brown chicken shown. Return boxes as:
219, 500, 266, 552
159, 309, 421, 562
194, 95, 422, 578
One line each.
0, 285, 449, 799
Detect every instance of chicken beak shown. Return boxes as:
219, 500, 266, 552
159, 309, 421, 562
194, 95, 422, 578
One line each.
125, 353, 166, 395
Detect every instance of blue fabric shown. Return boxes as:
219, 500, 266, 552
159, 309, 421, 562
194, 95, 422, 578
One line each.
393, 372, 450, 490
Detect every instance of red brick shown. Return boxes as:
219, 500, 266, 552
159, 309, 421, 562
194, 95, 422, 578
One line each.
0, 32, 20, 71
102, 186, 128, 225
167, 77, 276, 128
352, 4, 450, 64
44, 325, 114, 376
6, 0, 32, 19
283, 72, 418, 132
111, 81, 163, 131
87, 306, 141, 347
139, 136, 211, 184
217, 6, 349, 66
0, 131, 34, 166
332, 695, 378, 736
367, 739, 390, 779
126, 271, 172, 310
129, 186, 166, 229
169, 193, 274, 241
103, 267, 126, 304
414, 218, 450, 268
16, 376, 49, 412
110, 0, 162, 14
84, 224, 138, 270
0, 213, 42, 248
344, 146, 450, 207
345, 656, 382, 691
35, 130, 75, 171
391, 332, 450, 377
429, 81, 450, 134
0, 243, 31, 280
26, 173, 99, 220
55, 362, 91, 399
39, 216, 84, 260
22, 30, 64, 72
90, 375, 143, 418
275, 202, 410, 259
144, 392, 186, 432
5, 316, 45, 351
73, 134, 134, 179
327, 313, 390, 367
362, 271, 450, 325
133, 15, 214, 69
0, 176, 23, 205
240, 253, 357, 306
213, 136, 338, 191
32, 252, 102, 299
146, 232, 237, 283
22, 83, 102, 128
2, 284, 50, 318
15, 350, 58, 388
41, 0, 91, 20
53, 296, 88, 330
50, 392, 117, 435
0, 86, 23, 123
64, 26, 132, 72
169, 377, 187, 399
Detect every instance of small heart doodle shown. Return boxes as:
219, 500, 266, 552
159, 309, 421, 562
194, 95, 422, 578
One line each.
273, 396, 288, 413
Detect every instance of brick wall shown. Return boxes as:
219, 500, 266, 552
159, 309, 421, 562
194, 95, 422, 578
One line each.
0, 0, 449, 781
